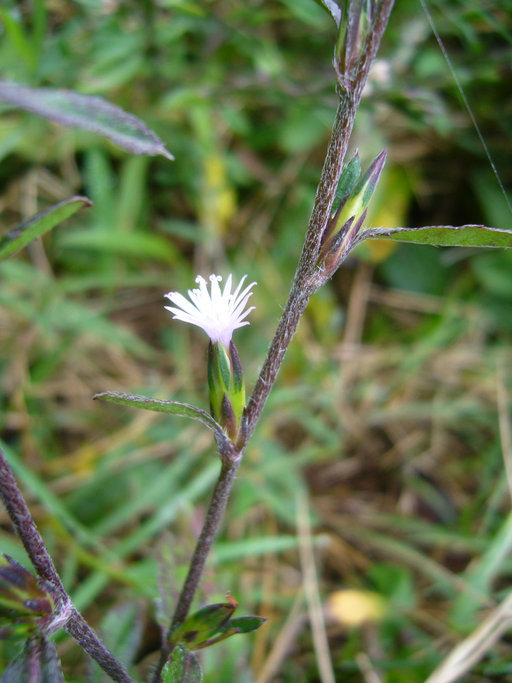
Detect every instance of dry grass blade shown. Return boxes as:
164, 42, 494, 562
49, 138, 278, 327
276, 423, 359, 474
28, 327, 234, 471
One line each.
255, 593, 306, 683
497, 364, 512, 500
426, 593, 512, 683
296, 488, 335, 683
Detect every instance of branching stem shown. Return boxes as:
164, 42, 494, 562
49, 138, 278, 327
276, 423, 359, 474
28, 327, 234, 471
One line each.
152, 3, 396, 681
0, 3, 396, 682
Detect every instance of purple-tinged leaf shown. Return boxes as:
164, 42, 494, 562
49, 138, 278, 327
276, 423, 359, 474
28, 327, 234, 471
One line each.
360, 224, 512, 249
0, 196, 92, 260
2, 637, 64, 683
0, 81, 173, 160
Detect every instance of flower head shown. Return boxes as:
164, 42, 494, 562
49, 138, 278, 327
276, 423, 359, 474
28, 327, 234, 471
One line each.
164, 274, 256, 348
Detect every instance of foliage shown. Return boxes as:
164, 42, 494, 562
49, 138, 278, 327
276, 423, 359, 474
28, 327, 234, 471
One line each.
0, 1, 511, 681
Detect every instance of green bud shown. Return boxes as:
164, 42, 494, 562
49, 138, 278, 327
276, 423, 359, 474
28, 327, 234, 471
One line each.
208, 341, 246, 441
319, 149, 387, 272
335, 0, 372, 81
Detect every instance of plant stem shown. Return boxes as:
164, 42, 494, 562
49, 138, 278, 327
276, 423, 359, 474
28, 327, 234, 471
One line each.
244, 0, 395, 442
66, 608, 134, 683
170, 456, 242, 628
151, 3, 396, 679
0, 447, 67, 600
0, 447, 133, 682
152, 454, 242, 680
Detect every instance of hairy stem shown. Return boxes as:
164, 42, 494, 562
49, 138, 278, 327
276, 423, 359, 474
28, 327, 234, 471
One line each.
151, 2, 396, 679
66, 608, 134, 683
0, 447, 133, 682
244, 0, 395, 442
152, 455, 243, 680
0, 448, 67, 600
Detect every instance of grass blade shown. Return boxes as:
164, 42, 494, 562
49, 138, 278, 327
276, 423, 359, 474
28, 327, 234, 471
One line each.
0, 196, 92, 260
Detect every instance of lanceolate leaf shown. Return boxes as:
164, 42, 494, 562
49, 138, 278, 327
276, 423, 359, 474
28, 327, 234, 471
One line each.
314, 0, 342, 26
93, 392, 230, 450
193, 615, 267, 649
360, 224, 512, 249
220, 616, 267, 635
0, 81, 174, 160
0, 196, 92, 260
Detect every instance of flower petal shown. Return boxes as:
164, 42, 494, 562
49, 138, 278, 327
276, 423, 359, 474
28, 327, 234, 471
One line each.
164, 273, 256, 346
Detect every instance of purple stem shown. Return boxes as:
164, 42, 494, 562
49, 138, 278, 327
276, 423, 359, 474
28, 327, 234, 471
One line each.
0, 447, 67, 600
244, 0, 396, 441
0, 447, 133, 682
152, 455, 242, 680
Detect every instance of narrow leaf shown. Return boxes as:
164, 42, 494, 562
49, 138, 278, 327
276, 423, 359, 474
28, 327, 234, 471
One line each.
361, 224, 512, 249
331, 153, 361, 214
162, 645, 202, 683
0, 196, 92, 260
193, 615, 267, 649
314, 0, 342, 26
0, 81, 174, 160
220, 616, 267, 635
93, 392, 230, 450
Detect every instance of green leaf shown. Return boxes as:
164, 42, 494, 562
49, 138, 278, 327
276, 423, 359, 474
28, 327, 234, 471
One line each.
0, 81, 174, 160
221, 616, 267, 634
162, 645, 202, 683
313, 0, 342, 26
332, 153, 361, 213
193, 615, 266, 649
0, 10, 36, 74
170, 599, 238, 650
0, 196, 92, 260
93, 392, 230, 450
361, 224, 512, 249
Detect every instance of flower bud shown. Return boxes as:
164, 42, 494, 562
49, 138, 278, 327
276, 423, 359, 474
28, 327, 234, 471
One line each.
334, 1, 373, 83
319, 149, 387, 274
208, 340, 246, 441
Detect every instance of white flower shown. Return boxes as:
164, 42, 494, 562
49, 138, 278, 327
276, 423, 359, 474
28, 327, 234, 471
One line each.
164, 274, 256, 348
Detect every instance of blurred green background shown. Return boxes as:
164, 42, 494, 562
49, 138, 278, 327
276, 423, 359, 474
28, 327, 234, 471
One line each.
1, 0, 512, 680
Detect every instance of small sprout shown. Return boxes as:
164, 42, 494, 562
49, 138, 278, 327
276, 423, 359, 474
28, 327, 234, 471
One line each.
169, 594, 266, 651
